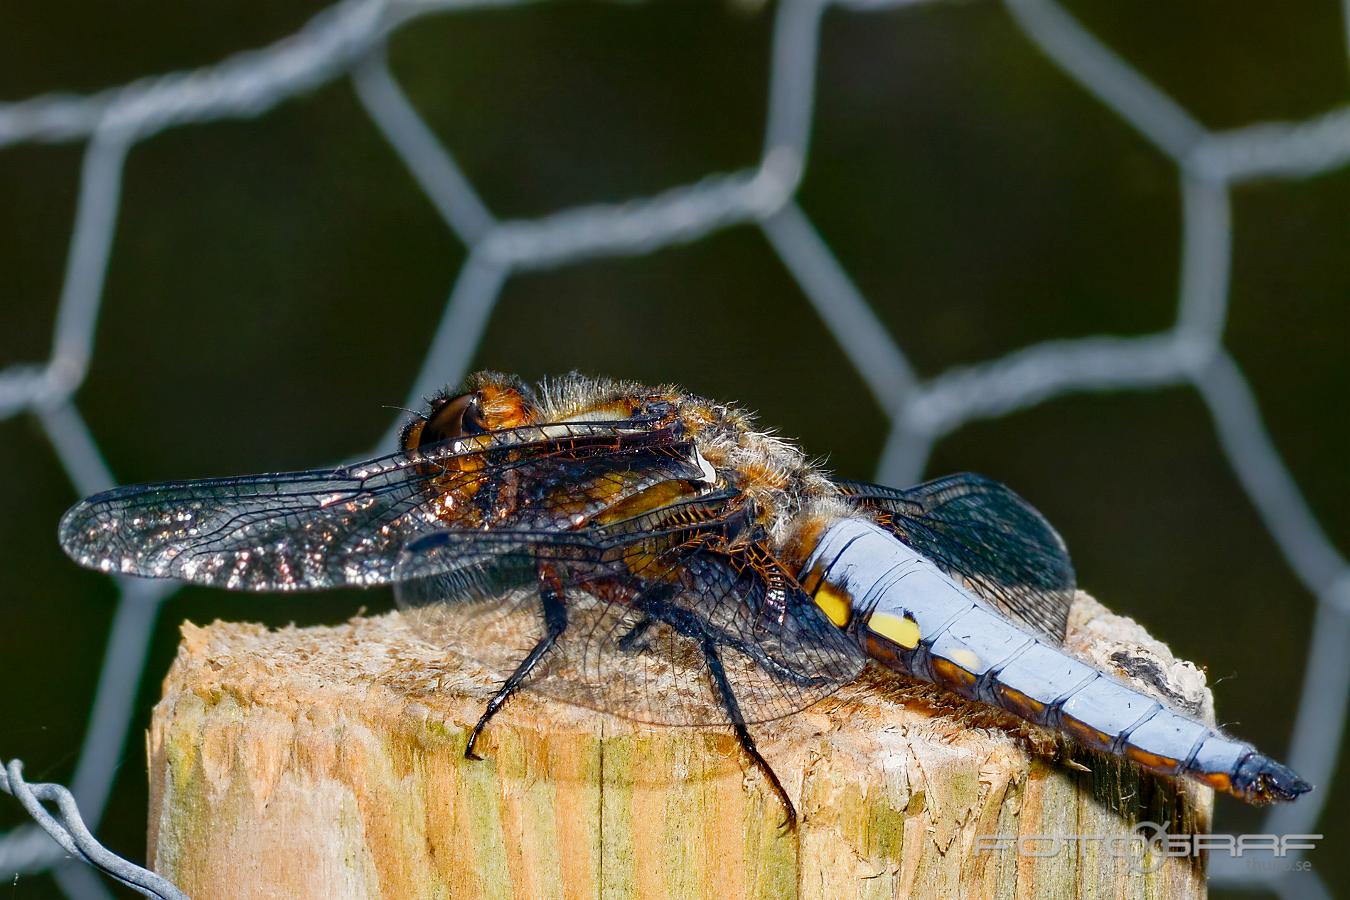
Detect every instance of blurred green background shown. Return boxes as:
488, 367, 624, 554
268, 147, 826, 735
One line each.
2, 1, 1347, 896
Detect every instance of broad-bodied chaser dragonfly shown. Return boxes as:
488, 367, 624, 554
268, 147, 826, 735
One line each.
59, 371, 1309, 826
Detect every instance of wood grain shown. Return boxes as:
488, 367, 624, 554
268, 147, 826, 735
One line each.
148, 592, 1213, 899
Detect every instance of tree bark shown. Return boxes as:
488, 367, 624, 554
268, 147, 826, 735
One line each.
148, 592, 1213, 899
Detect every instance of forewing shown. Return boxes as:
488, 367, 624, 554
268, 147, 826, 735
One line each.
393, 523, 865, 726
58, 421, 702, 591
839, 472, 1076, 644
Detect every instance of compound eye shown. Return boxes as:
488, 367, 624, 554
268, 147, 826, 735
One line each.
418, 393, 486, 447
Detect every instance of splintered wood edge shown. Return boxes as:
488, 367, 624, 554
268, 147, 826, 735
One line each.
148, 591, 1215, 897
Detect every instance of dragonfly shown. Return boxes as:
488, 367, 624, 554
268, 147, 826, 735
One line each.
58, 371, 1309, 827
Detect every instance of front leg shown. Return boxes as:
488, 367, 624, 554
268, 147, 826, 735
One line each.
465, 564, 569, 760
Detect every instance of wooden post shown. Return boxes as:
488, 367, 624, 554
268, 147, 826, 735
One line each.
148, 592, 1213, 899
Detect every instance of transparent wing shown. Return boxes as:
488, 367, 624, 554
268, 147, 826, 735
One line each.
838, 472, 1076, 644
394, 512, 865, 726
58, 420, 702, 591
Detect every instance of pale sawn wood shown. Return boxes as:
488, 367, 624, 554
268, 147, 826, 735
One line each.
147, 592, 1213, 899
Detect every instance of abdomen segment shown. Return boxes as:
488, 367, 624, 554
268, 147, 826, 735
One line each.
798, 517, 1310, 804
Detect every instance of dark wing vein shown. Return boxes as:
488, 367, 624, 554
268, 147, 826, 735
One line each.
838, 472, 1076, 644
58, 421, 699, 591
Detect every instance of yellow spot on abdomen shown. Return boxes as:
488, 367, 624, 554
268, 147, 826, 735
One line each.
813, 583, 852, 628
869, 611, 921, 649
800, 564, 825, 596
950, 648, 981, 670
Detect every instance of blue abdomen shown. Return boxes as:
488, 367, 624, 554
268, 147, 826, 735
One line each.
797, 517, 1308, 804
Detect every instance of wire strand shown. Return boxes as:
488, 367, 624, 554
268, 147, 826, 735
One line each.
2, 0, 1346, 894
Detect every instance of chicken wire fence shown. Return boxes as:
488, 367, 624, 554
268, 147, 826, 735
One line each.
2, 0, 1348, 896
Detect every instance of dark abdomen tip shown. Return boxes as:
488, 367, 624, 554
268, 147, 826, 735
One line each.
1235, 754, 1312, 804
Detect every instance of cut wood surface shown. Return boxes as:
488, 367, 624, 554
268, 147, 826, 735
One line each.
148, 592, 1214, 899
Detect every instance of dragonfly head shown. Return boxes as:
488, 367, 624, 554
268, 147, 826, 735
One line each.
400, 371, 537, 452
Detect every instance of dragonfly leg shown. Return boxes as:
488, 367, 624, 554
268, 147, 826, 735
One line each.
615, 615, 655, 653
707, 627, 826, 689
615, 582, 679, 653
624, 590, 798, 827
465, 566, 568, 761
701, 637, 797, 832
625, 590, 816, 685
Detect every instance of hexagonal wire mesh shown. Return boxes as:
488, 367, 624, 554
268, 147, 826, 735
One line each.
2, 0, 1347, 896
